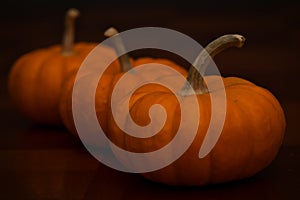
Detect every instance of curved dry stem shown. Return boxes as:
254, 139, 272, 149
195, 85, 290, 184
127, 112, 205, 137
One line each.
104, 27, 132, 72
61, 8, 80, 56
179, 34, 246, 96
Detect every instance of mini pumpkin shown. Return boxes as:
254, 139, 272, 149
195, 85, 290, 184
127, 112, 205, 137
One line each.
59, 27, 187, 138
107, 35, 286, 185
8, 9, 115, 125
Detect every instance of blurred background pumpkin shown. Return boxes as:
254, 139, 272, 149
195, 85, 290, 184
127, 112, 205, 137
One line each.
8, 8, 115, 125
59, 27, 187, 142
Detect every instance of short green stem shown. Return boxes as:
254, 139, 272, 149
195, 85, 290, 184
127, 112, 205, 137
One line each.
179, 34, 246, 96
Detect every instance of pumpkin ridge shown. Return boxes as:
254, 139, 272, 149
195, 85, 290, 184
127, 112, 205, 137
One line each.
234, 85, 286, 143
128, 90, 173, 128
227, 92, 255, 179
229, 84, 282, 172
33, 50, 65, 122
209, 90, 253, 182
118, 91, 179, 152
229, 84, 285, 121
29, 50, 60, 122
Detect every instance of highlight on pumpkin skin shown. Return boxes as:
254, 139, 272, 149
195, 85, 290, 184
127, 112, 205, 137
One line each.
179, 34, 246, 96
104, 27, 132, 72
61, 8, 80, 56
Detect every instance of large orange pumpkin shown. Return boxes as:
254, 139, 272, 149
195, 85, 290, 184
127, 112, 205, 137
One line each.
59, 27, 187, 138
8, 9, 114, 125
107, 34, 286, 185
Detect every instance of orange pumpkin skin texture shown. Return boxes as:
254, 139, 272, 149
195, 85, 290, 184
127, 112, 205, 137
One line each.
8, 43, 116, 125
107, 76, 285, 186
59, 58, 121, 136
59, 57, 187, 137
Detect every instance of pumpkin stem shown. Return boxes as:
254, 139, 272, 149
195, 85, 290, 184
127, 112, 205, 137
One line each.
179, 34, 246, 96
61, 8, 80, 56
104, 27, 132, 72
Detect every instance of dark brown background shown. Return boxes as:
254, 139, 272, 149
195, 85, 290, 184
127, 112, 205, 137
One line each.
1, 1, 299, 199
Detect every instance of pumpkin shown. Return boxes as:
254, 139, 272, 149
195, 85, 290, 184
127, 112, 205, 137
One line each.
59, 27, 187, 138
107, 34, 286, 185
8, 8, 115, 125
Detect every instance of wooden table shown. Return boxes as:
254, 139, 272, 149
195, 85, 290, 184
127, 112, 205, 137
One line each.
1, 1, 299, 199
